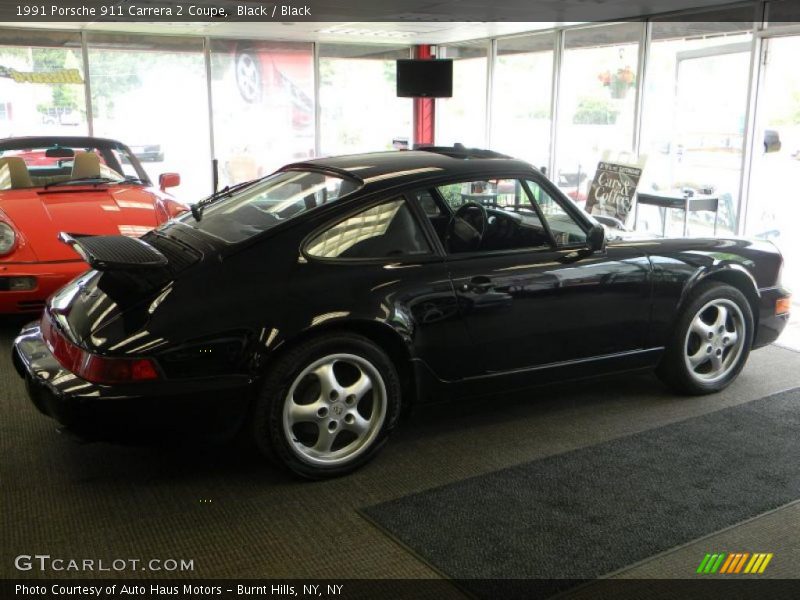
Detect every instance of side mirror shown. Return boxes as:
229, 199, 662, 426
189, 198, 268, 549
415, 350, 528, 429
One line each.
159, 172, 180, 191
764, 129, 782, 153
587, 224, 606, 252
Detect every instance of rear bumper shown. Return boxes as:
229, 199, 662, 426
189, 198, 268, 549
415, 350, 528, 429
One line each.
753, 286, 791, 349
0, 261, 86, 314
12, 322, 254, 441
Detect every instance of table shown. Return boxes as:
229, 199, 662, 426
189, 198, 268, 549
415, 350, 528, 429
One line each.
634, 192, 720, 237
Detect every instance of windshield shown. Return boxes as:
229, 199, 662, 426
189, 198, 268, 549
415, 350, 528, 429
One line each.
180, 169, 362, 243
0, 142, 149, 190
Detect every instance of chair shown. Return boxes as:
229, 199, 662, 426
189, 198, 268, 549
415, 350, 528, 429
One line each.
0, 157, 33, 189
71, 151, 102, 179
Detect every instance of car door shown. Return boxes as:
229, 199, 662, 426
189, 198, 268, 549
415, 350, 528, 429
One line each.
417, 175, 653, 378
298, 194, 470, 383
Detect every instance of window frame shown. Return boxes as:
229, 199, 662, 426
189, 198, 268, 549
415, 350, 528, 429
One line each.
520, 178, 590, 249
410, 171, 593, 260
300, 194, 441, 265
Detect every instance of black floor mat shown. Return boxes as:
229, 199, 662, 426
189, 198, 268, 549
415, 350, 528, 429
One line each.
362, 388, 800, 599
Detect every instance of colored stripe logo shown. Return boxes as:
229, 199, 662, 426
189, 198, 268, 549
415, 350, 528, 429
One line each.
696, 552, 773, 574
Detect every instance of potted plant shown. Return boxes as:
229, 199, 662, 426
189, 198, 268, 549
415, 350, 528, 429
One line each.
598, 66, 636, 99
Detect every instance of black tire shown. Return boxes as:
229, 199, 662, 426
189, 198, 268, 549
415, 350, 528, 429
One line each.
251, 333, 401, 479
657, 281, 753, 395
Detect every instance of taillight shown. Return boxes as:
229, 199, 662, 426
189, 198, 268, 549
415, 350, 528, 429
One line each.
41, 313, 160, 384
80, 354, 160, 383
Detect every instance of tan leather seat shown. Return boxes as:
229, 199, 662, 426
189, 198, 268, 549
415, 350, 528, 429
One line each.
0, 157, 33, 189
71, 151, 102, 179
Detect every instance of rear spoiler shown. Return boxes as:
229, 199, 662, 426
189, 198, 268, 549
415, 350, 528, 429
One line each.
58, 232, 168, 271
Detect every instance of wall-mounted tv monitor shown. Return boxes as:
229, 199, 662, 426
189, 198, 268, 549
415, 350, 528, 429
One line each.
396, 59, 453, 98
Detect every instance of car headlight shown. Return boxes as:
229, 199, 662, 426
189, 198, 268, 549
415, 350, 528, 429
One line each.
0, 222, 17, 255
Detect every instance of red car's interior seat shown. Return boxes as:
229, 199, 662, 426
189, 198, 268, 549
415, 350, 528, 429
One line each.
72, 152, 102, 179
0, 157, 33, 189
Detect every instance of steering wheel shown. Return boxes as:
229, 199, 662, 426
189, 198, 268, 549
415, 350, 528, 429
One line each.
446, 201, 489, 251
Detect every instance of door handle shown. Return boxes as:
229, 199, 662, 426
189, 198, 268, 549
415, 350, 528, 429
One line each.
462, 275, 493, 293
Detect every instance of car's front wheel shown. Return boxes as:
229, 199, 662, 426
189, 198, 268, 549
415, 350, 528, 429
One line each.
251, 333, 401, 478
657, 282, 753, 395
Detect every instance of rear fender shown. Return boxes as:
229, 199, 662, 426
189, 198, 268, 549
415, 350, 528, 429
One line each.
261, 317, 418, 408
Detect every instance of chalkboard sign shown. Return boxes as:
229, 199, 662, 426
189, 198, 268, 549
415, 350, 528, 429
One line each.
585, 161, 643, 222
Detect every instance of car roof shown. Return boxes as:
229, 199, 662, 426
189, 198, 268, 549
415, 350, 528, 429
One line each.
283, 149, 538, 188
0, 136, 129, 151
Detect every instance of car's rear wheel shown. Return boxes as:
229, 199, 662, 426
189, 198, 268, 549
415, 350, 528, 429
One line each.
251, 333, 401, 479
657, 282, 753, 395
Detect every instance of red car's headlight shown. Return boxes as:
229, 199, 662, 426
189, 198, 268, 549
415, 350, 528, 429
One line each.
41, 313, 160, 384
0, 222, 17, 256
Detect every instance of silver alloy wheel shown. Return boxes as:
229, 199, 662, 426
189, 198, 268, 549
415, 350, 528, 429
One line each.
683, 298, 746, 384
235, 53, 260, 103
282, 353, 387, 467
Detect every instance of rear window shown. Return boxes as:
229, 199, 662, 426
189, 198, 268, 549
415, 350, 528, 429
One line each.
183, 170, 362, 244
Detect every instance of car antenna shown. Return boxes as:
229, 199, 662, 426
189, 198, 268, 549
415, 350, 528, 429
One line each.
212, 158, 219, 193
192, 159, 221, 221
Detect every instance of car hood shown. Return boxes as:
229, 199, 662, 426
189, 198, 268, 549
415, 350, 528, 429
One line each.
0, 185, 162, 261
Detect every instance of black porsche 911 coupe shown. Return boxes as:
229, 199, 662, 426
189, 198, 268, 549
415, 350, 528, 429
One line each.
13, 147, 791, 478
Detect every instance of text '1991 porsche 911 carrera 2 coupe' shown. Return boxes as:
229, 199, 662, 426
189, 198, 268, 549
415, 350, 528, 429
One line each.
12, 147, 791, 478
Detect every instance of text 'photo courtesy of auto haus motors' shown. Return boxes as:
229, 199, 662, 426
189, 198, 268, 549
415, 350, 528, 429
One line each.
2, 141, 789, 479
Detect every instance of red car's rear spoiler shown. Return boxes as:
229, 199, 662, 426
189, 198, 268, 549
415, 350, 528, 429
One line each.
58, 232, 168, 271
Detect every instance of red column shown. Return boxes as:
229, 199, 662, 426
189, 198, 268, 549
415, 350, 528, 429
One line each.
412, 45, 435, 147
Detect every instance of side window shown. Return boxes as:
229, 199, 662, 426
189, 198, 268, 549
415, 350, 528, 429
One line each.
434, 179, 551, 254
415, 189, 443, 217
306, 198, 431, 260
525, 180, 587, 246
410, 189, 449, 248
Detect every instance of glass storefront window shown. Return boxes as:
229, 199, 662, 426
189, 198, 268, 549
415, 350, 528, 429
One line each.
555, 23, 642, 210
491, 33, 555, 170
639, 17, 753, 236
87, 34, 211, 203
210, 40, 314, 186
319, 44, 412, 156
745, 35, 800, 339
436, 41, 489, 148
0, 30, 87, 138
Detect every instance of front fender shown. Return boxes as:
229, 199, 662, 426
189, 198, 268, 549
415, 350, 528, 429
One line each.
645, 238, 781, 349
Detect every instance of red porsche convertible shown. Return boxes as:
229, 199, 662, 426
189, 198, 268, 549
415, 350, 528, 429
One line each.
0, 136, 187, 314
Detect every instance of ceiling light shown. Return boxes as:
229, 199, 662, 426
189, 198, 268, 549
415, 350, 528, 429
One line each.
316, 27, 418, 38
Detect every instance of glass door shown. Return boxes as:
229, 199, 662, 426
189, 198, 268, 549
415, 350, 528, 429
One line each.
746, 35, 800, 349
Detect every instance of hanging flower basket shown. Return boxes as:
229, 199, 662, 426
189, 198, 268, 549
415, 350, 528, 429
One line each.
598, 67, 636, 99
